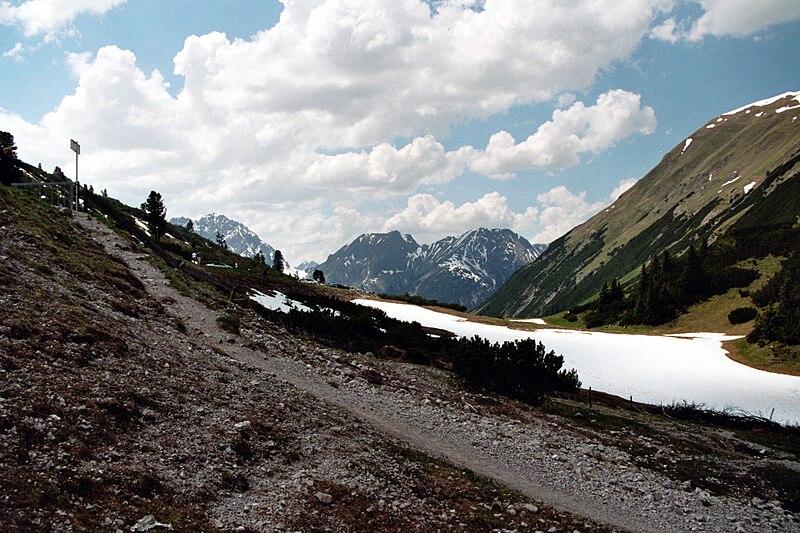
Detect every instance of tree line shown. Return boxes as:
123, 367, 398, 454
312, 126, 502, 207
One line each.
571, 242, 758, 328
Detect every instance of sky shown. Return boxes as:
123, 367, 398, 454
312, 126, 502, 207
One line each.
1, 0, 799, 264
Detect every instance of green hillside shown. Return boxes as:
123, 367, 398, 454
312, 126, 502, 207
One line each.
477, 92, 800, 320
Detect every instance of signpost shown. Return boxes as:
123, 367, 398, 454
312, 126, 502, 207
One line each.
70, 139, 80, 211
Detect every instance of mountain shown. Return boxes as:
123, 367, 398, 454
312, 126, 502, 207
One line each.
297, 260, 319, 272
477, 91, 800, 318
170, 214, 308, 278
171, 213, 275, 259
317, 228, 545, 308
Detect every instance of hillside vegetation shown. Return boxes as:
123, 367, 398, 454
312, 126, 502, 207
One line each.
478, 94, 800, 323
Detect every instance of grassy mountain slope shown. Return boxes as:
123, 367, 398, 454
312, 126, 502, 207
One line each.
477, 92, 800, 318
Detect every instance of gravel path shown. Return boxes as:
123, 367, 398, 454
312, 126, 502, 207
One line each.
77, 213, 798, 532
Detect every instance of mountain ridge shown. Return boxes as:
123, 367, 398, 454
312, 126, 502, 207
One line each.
318, 227, 545, 308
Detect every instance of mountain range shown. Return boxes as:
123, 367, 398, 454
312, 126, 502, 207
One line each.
477, 91, 800, 318
317, 228, 545, 309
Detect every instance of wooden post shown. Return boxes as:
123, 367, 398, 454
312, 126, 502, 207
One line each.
589, 386, 592, 408
630, 395, 634, 410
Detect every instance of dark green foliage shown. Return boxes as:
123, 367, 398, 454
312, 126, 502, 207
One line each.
140, 190, 167, 243
452, 337, 581, 405
185, 219, 194, 231
748, 251, 800, 345
312, 269, 325, 283
0, 130, 22, 185
583, 278, 625, 327
377, 292, 467, 312
273, 250, 285, 273
728, 307, 757, 325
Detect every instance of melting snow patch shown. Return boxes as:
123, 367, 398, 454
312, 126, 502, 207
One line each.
511, 318, 547, 325
777, 104, 800, 114
720, 176, 740, 188
755, 112, 764, 118
133, 218, 151, 236
680, 138, 693, 154
706, 123, 716, 129
722, 91, 800, 115
250, 289, 312, 313
744, 181, 756, 194
355, 299, 800, 425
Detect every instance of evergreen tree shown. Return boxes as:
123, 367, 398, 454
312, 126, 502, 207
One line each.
0, 131, 17, 157
140, 190, 167, 242
0, 131, 21, 185
185, 219, 194, 231
312, 269, 326, 283
273, 250, 285, 273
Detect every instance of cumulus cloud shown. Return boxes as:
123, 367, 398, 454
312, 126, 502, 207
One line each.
651, 1, 800, 42
466, 90, 656, 178
531, 186, 607, 243
0, 0, 125, 41
6, 0, 739, 261
381, 187, 603, 246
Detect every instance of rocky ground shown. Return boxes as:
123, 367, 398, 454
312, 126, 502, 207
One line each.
1, 197, 798, 532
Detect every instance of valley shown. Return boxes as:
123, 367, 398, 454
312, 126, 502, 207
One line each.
1, 182, 799, 531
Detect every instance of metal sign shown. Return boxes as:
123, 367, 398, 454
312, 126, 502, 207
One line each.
70, 139, 80, 155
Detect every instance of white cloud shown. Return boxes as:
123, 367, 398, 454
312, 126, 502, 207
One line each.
531, 186, 606, 243
466, 90, 656, 177
651, 1, 800, 42
381, 187, 604, 246
3, 42, 25, 60
0, 0, 125, 41
382, 192, 522, 242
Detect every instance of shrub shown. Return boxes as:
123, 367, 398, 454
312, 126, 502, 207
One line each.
728, 307, 757, 325
452, 336, 581, 406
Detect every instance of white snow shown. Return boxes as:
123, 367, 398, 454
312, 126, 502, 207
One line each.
755, 112, 764, 118
680, 138, 693, 154
250, 289, 312, 313
355, 300, 800, 425
706, 123, 716, 129
722, 91, 800, 116
133, 218, 151, 236
776, 104, 800, 114
718, 176, 740, 192
512, 318, 547, 325
743, 181, 757, 194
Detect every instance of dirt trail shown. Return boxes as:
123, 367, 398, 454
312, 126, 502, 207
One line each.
75, 212, 796, 533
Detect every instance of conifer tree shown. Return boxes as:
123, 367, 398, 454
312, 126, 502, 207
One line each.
273, 250, 285, 273
140, 190, 167, 242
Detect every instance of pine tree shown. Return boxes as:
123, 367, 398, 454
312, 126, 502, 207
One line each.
0, 131, 21, 185
140, 190, 167, 242
313, 269, 326, 283
185, 219, 194, 231
273, 250, 285, 273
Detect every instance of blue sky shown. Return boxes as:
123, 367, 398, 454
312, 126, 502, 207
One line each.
1, 1, 799, 262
